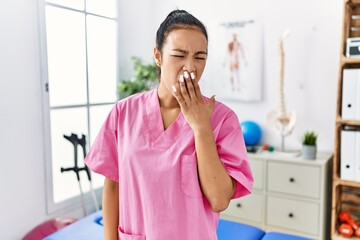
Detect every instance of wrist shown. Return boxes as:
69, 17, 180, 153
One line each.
192, 123, 213, 136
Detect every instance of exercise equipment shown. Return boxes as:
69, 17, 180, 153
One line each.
338, 223, 354, 237
262, 144, 275, 152
338, 210, 360, 238
61, 133, 99, 216
339, 211, 359, 230
240, 121, 262, 146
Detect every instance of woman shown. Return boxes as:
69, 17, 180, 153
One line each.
85, 9, 253, 240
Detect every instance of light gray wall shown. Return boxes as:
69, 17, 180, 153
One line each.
0, 0, 49, 238
145, 0, 343, 151
117, 0, 156, 81
0, 0, 342, 238
0, 0, 94, 238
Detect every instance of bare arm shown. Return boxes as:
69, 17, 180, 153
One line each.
194, 125, 235, 212
103, 177, 119, 240
172, 72, 235, 212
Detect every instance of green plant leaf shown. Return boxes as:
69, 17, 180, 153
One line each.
117, 56, 158, 99
302, 131, 317, 146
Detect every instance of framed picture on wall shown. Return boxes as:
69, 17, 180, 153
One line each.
202, 18, 262, 102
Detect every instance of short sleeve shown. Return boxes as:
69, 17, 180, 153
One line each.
216, 112, 254, 199
84, 104, 119, 182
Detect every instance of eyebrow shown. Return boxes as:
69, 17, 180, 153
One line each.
172, 48, 207, 55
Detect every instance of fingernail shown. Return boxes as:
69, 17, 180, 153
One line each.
184, 71, 189, 79
179, 75, 184, 83
190, 72, 195, 80
172, 85, 177, 93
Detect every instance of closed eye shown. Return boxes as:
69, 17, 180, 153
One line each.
171, 55, 185, 58
195, 57, 206, 60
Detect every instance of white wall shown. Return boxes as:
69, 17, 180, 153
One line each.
117, 0, 156, 81
127, 0, 342, 151
0, 0, 47, 238
0, 0, 90, 239
0, 0, 342, 238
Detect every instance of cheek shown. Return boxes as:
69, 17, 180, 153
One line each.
195, 61, 206, 72
161, 63, 180, 83
196, 63, 206, 77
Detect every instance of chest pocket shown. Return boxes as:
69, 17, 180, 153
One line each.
180, 155, 203, 198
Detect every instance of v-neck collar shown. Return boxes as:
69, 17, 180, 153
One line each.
144, 89, 187, 148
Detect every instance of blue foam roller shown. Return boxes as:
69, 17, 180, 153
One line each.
217, 219, 265, 240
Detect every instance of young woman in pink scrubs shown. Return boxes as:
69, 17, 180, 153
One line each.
85, 10, 253, 240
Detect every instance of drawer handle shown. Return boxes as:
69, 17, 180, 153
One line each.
288, 213, 294, 218
289, 177, 295, 183
236, 203, 242, 208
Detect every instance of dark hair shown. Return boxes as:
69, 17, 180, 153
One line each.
155, 10, 208, 76
156, 10, 208, 51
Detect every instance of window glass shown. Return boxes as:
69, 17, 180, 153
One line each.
86, 0, 116, 18
45, 6, 87, 106
41, 0, 118, 211
50, 107, 88, 203
87, 15, 117, 104
46, 0, 85, 11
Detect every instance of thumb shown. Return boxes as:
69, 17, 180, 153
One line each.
208, 95, 216, 110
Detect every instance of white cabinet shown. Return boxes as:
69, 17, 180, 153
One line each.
221, 151, 332, 240
266, 196, 319, 235
225, 193, 264, 223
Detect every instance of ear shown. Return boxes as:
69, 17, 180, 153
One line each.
153, 47, 161, 66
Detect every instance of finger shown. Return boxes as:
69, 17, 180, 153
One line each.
179, 74, 191, 103
172, 83, 187, 110
190, 72, 204, 103
184, 71, 197, 102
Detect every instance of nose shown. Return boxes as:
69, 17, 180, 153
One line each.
183, 66, 196, 74
182, 61, 196, 73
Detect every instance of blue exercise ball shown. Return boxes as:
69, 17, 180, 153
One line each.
240, 121, 262, 146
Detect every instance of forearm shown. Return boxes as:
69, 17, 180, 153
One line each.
194, 124, 235, 212
103, 178, 119, 240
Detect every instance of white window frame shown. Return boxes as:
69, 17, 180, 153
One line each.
37, 0, 119, 214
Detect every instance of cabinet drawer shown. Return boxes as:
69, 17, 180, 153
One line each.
267, 162, 320, 198
250, 159, 263, 189
266, 196, 319, 235
223, 193, 263, 223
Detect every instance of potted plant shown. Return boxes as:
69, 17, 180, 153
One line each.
302, 131, 317, 159
117, 57, 158, 99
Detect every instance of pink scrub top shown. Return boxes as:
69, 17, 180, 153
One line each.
85, 88, 253, 240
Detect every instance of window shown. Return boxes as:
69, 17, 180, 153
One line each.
38, 0, 118, 213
